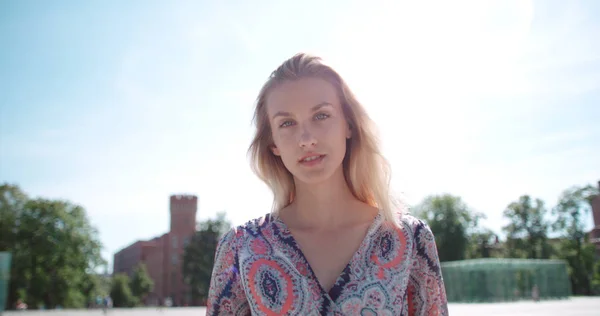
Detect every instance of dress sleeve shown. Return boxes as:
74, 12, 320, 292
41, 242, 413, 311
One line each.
206, 228, 250, 316
407, 220, 449, 316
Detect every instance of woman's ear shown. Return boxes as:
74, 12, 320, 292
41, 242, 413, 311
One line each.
271, 145, 281, 156
346, 123, 352, 139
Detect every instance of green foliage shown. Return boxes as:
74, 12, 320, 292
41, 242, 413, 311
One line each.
0, 183, 106, 309
496, 184, 599, 296
0, 184, 27, 252
81, 273, 110, 303
183, 212, 231, 305
502, 195, 552, 259
552, 184, 599, 296
415, 194, 483, 262
130, 263, 153, 304
466, 228, 499, 259
555, 239, 596, 295
553, 184, 598, 243
110, 274, 137, 307
592, 261, 600, 295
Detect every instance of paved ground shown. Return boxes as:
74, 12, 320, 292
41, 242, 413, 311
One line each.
448, 297, 600, 316
3, 297, 599, 315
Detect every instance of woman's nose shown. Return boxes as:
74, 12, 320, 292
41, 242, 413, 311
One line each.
298, 126, 317, 148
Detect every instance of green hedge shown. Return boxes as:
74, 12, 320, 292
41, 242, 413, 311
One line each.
441, 258, 571, 302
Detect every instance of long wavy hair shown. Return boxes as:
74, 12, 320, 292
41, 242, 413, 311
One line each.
248, 53, 399, 224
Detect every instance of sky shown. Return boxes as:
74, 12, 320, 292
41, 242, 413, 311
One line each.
1, 0, 599, 271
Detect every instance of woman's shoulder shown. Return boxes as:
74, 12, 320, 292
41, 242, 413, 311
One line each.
388, 210, 436, 240
217, 213, 276, 247
398, 211, 429, 227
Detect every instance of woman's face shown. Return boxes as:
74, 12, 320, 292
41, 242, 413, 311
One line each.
266, 77, 351, 185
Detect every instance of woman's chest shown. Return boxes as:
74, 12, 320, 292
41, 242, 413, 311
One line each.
236, 226, 414, 315
290, 226, 371, 292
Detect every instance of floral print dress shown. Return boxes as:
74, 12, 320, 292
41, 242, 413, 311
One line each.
206, 211, 448, 315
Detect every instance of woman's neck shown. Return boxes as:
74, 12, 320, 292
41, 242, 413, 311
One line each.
284, 167, 370, 231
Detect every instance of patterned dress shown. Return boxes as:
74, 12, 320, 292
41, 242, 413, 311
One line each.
206, 211, 448, 315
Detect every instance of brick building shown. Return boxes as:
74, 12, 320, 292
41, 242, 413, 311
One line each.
591, 181, 600, 258
113, 194, 197, 306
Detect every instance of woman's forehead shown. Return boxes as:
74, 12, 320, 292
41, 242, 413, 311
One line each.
265, 77, 340, 115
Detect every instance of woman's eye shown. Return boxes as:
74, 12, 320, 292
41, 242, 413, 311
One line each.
315, 113, 330, 120
279, 120, 294, 128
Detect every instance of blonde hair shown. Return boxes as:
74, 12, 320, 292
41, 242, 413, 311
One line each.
248, 53, 399, 224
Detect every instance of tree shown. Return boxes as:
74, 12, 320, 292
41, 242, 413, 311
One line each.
414, 195, 483, 262
0, 183, 106, 309
502, 195, 552, 259
552, 184, 599, 295
130, 263, 153, 305
466, 228, 499, 259
553, 184, 598, 245
0, 184, 28, 308
80, 273, 109, 306
182, 212, 231, 305
110, 274, 137, 307
592, 260, 600, 295
0, 184, 27, 251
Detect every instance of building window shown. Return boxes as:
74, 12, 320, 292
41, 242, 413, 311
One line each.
183, 237, 190, 248
171, 254, 178, 265
172, 236, 178, 248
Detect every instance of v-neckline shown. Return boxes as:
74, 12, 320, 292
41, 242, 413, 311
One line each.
273, 209, 382, 301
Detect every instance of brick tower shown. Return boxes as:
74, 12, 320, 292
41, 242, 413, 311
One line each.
170, 194, 198, 234
114, 194, 199, 306
167, 194, 197, 305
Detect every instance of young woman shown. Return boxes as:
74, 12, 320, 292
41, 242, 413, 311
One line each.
206, 53, 448, 315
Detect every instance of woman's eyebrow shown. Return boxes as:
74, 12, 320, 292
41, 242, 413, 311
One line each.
272, 110, 291, 120
311, 102, 333, 112
271, 102, 334, 120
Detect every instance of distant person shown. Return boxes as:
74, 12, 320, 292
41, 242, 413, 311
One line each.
206, 53, 448, 315
102, 296, 112, 314
15, 299, 27, 310
532, 285, 540, 302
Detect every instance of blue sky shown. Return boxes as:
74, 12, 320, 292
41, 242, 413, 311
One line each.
1, 0, 599, 270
